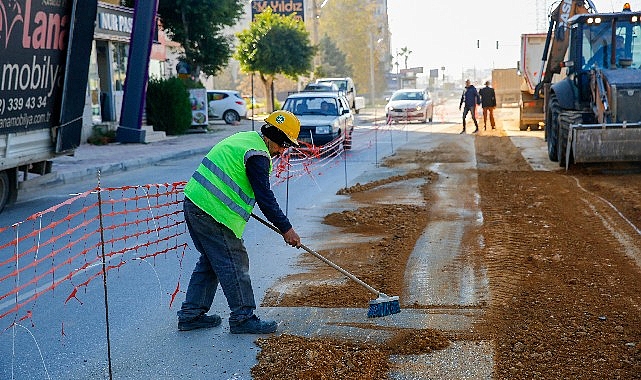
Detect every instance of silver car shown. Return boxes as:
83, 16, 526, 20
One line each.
282, 91, 354, 150
385, 89, 434, 123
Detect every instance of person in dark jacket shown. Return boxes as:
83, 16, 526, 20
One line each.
479, 81, 497, 130
177, 110, 302, 334
459, 79, 480, 134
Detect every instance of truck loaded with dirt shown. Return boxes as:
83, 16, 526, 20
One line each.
519, 33, 548, 131
491, 68, 521, 107
0, 1, 96, 213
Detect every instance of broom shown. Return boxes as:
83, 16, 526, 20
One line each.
251, 213, 401, 318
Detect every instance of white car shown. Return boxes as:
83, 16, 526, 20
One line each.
316, 77, 358, 111
385, 89, 434, 123
206, 90, 247, 124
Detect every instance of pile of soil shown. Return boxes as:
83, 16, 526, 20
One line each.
252, 329, 450, 379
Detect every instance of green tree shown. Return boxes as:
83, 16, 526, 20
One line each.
317, 0, 381, 96
235, 8, 315, 112
399, 46, 413, 70
156, 0, 244, 77
315, 34, 352, 78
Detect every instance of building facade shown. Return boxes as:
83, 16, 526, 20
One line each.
80, 1, 173, 142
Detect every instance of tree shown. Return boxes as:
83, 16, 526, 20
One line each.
235, 8, 315, 112
316, 0, 381, 96
156, 0, 244, 77
315, 34, 352, 78
399, 46, 413, 69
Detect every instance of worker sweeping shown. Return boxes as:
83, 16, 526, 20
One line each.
177, 110, 301, 334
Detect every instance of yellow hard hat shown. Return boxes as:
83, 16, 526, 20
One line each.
264, 110, 300, 146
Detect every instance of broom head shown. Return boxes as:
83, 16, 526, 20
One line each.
367, 294, 400, 318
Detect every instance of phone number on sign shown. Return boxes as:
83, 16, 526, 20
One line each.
0, 96, 48, 115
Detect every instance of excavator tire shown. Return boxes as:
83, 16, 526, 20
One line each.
558, 111, 584, 167
546, 94, 561, 162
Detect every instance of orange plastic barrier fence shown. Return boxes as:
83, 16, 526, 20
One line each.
0, 183, 188, 331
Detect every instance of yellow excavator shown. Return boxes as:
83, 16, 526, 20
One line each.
535, 1, 641, 168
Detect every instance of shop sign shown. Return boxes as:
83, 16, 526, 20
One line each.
251, 0, 304, 21
96, 6, 133, 38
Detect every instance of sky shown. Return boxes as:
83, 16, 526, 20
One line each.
386, 0, 639, 81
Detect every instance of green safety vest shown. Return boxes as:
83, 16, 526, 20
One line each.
184, 131, 272, 238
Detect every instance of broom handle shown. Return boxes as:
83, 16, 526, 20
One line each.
251, 213, 382, 297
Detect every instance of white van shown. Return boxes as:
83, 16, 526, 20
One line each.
315, 77, 361, 113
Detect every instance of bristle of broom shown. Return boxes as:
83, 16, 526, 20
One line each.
367, 295, 400, 318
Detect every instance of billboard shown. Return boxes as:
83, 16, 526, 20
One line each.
1, 0, 72, 134
251, 0, 304, 21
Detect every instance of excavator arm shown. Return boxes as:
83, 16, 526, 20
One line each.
535, 0, 597, 96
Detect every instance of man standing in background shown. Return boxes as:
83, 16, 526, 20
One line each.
479, 81, 497, 130
459, 79, 480, 134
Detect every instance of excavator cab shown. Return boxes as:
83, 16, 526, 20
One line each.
575, 16, 641, 71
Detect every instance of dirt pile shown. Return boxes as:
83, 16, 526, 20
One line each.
252, 329, 450, 380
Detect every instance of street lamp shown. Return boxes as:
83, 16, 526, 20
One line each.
312, 0, 330, 68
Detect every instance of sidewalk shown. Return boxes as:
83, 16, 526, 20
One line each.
21, 126, 236, 191
22, 108, 385, 190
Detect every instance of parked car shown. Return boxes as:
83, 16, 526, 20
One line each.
282, 91, 354, 149
385, 89, 434, 123
206, 90, 247, 124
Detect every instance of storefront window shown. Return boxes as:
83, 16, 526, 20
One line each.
89, 43, 101, 122
112, 42, 128, 91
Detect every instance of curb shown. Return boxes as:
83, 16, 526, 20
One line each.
20, 146, 213, 192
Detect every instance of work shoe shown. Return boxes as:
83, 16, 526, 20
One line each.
178, 313, 222, 331
229, 315, 277, 334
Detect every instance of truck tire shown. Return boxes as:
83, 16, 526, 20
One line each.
558, 112, 582, 167
546, 94, 561, 162
0, 171, 10, 214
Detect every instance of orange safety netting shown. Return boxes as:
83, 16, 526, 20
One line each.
0, 182, 188, 331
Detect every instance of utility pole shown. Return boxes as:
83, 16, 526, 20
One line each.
395, 50, 400, 90
312, 0, 320, 68
369, 33, 375, 107
311, 0, 329, 70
